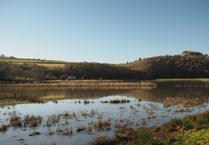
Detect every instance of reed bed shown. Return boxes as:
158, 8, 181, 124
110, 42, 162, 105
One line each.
0, 80, 157, 89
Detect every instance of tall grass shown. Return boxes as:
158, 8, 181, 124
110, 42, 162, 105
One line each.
2, 80, 157, 89
91, 111, 209, 145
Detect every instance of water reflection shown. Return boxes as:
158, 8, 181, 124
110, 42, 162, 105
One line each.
0, 85, 209, 145
1, 85, 209, 106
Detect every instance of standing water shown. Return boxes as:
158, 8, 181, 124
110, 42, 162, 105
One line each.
0, 84, 209, 145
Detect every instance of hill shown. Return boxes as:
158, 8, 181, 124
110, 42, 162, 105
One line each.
121, 51, 209, 79
0, 51, 209, 81
0, 56, 140, 81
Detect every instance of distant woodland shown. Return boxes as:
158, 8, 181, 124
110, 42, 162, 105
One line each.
0, 51, 209, 81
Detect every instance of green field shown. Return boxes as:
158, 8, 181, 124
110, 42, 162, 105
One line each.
0, 57, 67, 69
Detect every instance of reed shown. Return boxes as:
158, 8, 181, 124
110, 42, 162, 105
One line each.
91, 111, 209, 145
47, 114, 60, 125
93, 118, 111, 131
9, 113, 22, 128
1, 80, 157, 89
23, 115, 42, 128
0, 125, 8, 132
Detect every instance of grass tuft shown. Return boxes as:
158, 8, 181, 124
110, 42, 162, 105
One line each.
9, 113, 22, 128
0, 125, 8, 132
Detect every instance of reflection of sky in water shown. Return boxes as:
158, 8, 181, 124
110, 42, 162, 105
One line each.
0, 95, 209, 145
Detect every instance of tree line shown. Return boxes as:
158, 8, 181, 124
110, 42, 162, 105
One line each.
0, 51, 209, 81
125, 51, 209, 79
0, 62, 141, 81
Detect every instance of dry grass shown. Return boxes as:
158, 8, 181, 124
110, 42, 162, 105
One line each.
163, 97, 204, 107
91, 135, 116, 145
0, 80, 157, 89
91, 111, 209, 145
0, 125, 8, 132
9, 113, 42, 128
93, 118, 111, 131
56, 128, 73, 136
23, 115, 42, 127
0, 93, 44, 106
9, 113, 22, 128
0, 57, 67, 71
47, 114, 60, 125
36, 63, 65, 69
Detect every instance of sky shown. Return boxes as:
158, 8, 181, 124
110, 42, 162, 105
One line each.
0, 0, 209, 63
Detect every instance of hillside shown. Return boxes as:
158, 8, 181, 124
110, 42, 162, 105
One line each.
0, 51, 209, 81
0, 56, 67, 69
0, 57, 140, 81
121, 51, 209, 79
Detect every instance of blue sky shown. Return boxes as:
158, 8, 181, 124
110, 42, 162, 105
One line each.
0, 0, 209, 63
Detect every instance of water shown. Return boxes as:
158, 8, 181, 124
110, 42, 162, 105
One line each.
0, 85, 209, 145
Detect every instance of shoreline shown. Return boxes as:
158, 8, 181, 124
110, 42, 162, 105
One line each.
1, 79, 209, 89
0, 80, 157, 89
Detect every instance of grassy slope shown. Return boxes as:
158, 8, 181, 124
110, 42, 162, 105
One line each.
0, 57, 68, 69
1, 51, 209, 79
119, 52, 209, 79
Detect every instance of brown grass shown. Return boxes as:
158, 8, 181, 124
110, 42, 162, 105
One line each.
163, 97, 204, 107
23, 115, 42, 127
93, 118, 111, 131
0, 125, 8, 132
9, 113, 22, 128
90, 135, 116, 145
36, 63, 65, 69
0, 80, 157, 89
0, 92, 44, 106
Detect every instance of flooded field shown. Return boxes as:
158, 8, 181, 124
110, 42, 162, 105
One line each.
0, 84, 209, 145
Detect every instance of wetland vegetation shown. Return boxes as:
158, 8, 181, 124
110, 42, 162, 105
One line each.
91, 111, 209, 145
0, 83, 209, 145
